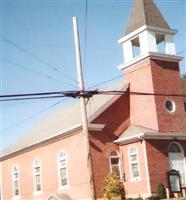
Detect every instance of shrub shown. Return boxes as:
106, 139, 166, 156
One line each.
156, 183, 166, 199
102, 172, 125, 200
146, 196, 160, 200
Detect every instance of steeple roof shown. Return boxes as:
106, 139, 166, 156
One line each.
125, 0, 170, 35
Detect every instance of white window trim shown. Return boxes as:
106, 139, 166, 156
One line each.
164, 100, 176, 113
57, 151, 69, 190
109, 151, 122, 179
12, 165, 20, 199
168, 142, 184, 153
33, 159, 42, 195
129, 147, 140, 181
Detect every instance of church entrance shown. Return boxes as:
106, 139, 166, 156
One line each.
168, 142, 186, 187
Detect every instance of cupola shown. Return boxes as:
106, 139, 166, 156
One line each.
118, 0, 182, 70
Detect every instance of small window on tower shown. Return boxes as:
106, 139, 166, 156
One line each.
165, 100, 176, 113
131, 36, 140, 58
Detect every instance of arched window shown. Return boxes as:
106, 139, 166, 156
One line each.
169, 143, 181, 153
109, 151, 121, 178
33, 160, 42, 192
129, 147, 140, 179
168, 142, 186, 186
12, 166, 20, 197
58, 152, 68, 187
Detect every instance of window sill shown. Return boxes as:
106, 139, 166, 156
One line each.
33, 191, 43, 196
12, 196, 21, 200
57, 185, 69, 191
129, 177, 141, 182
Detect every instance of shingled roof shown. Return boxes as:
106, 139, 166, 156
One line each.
2, 82, 128, 157
125, 0, 170, 35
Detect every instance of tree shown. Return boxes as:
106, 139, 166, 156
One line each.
102, 172, 124, 200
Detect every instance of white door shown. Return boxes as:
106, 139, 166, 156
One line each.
169, 143, 186, 187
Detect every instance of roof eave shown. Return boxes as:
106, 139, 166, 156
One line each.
118, 52, 183, 71
1, 123, 106, 160
118, 25, 177, 44
114, 132, 186, 145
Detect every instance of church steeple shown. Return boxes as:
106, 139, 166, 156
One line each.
118, 0, 182, 70
125, 0, 170, 35
117, 0, 186, 132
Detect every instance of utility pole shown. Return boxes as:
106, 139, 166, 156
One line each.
72, 16, 96, 200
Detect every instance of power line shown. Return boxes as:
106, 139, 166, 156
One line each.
3, 98, 62, 108
88, 74, 123, 89
3, 42, 73, 49
177, 49, 186, 55
1, 89, 186, 102
97, 90, 186, 97
0, 91, 78, 98
0, 90, 97, 101
1, 36, 78, 86
88, 58, 186, 89
0, 40, 121, 52
0, 95, 67, 102
2, 59, 76, 87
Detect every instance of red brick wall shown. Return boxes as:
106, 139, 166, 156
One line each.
89, 94, 130, 198
150, 59, 186, 132
125, 58, 159, 130
146, 139, 186, 194
125, 57, 186, 132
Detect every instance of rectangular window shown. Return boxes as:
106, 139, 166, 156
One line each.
33, 160, 41, 192
14, 180, 19, 196
109, 151, 121, 178
131, 163, 139, 177
58, 152, 68, 187
129, 148, 140, 179
12, 166, 20, 197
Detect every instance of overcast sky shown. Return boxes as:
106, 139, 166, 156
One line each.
1, 0, 186, 150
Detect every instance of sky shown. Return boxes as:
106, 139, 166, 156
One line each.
1, 0, 186, 150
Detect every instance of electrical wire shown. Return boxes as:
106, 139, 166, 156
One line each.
1, 36, 78, 86
97, 90, 186, 97
177, 49, 186, 55
3, 42, 73, 49
88, 59, 186, 90
1, 89, 186, 102
0, 95, 67, 102
0, 91, 78, 98
4, 98, 61, 108
2, 59, 76, 87
88, 74, 123, 89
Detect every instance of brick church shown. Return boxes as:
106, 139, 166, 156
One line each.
1, 0, 186, 199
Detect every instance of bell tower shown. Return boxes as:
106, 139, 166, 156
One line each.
118, 0, 186, 132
